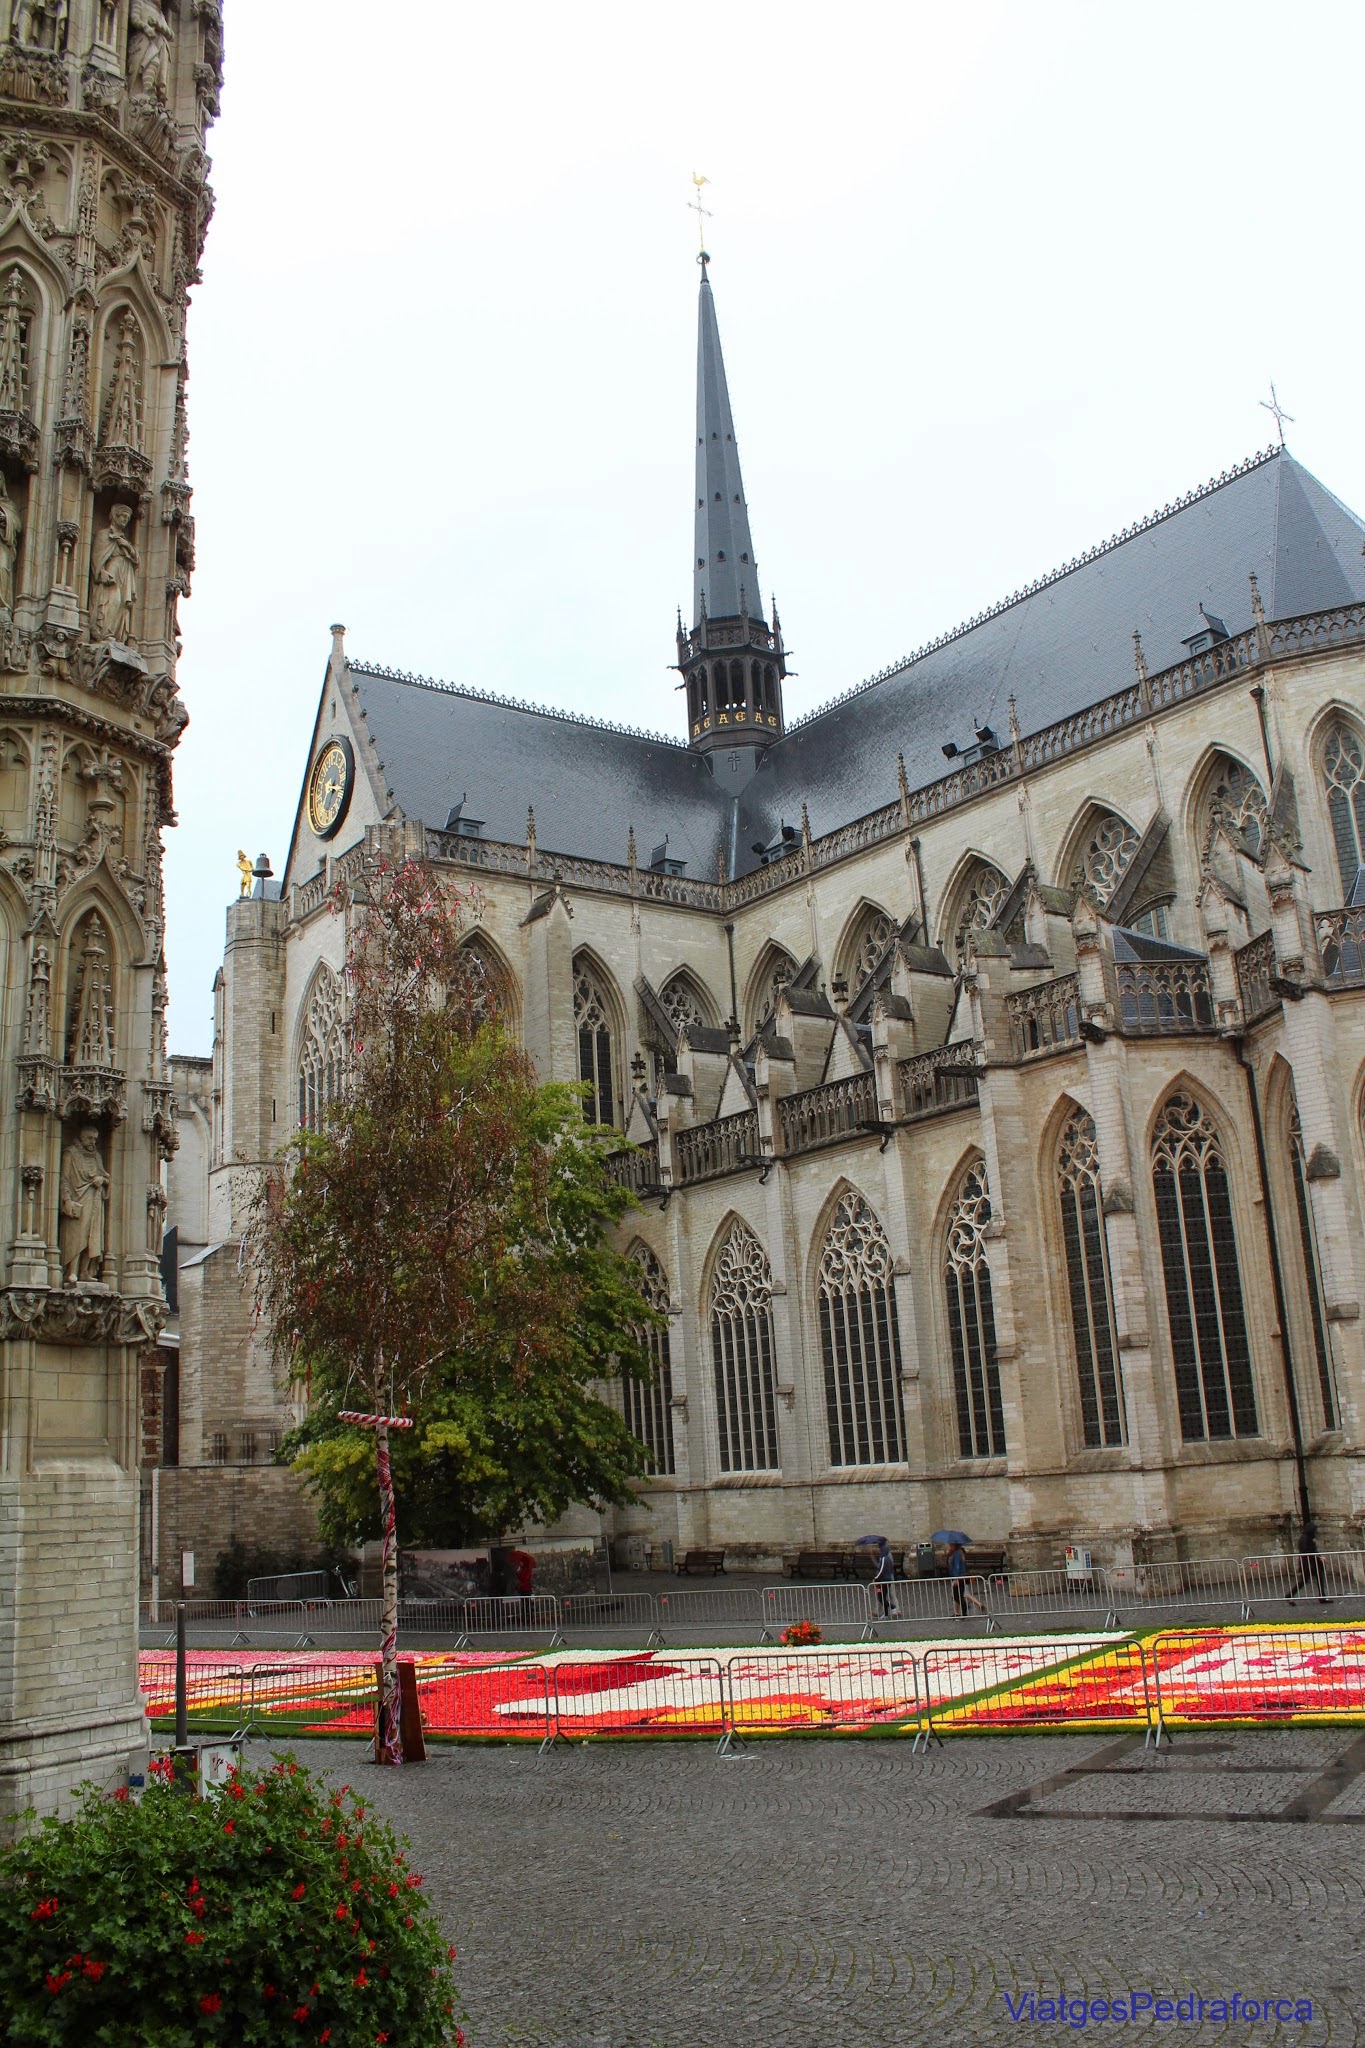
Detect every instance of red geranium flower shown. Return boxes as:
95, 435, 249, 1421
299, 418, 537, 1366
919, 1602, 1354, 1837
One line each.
30, 1897, 59, 1920
199, 1993, 222, 2014
292, 1883, 307, 1900
185, 1931, 204, 1946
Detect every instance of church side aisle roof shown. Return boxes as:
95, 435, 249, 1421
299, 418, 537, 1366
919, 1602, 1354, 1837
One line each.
342, 446, 1365, 881
736, 446, 1365, 864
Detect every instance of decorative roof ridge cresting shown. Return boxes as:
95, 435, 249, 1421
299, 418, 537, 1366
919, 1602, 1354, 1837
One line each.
784, 445, 1283, 734
347, 662, 690, 750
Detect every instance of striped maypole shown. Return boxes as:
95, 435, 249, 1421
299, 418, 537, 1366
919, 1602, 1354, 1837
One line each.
339, 1411, 415, 1766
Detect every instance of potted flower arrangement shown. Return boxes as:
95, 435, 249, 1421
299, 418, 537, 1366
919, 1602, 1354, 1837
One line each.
780, 1619, 823, 1647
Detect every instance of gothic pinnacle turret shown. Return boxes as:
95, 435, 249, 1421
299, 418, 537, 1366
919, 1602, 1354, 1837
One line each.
676, 255, 786, 771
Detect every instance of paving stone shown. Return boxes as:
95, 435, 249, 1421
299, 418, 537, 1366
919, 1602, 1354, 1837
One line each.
256, 1733, 1365, 2047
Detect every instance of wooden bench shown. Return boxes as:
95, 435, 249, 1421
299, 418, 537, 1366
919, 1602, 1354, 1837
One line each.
675, 1549, 726, 1576
789, 1549, 856, 1581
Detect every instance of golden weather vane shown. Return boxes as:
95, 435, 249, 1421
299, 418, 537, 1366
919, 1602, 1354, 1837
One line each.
688, 172, 712, 259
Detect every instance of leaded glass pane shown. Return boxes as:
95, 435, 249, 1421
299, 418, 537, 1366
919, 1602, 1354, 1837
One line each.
942, 1161, 1007, 1457
1323, 722, 1365, 895
573, 960, 616, 1126
817, 1191, 905, 1466
709, 1222, 780, 1472
625, 1244, 676, 1474
1057, 1109, 1125, 1447
1151, 1093, 1258, 1441
296, 965, 344, 1132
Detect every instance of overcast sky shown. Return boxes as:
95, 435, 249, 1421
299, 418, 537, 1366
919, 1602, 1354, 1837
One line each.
165, 0, 1365, 1052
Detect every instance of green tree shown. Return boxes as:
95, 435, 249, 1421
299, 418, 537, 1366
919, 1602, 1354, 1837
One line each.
246, 852, 656, 1760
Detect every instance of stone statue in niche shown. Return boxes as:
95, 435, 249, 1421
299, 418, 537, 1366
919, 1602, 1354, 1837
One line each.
89, 503, 138, 642
11, 0, 68, 50
0, 473, 21, 614
59, 1122, 109, 1284
127, 0, 171, 97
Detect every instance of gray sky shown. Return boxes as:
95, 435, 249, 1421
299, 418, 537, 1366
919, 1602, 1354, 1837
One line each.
166, 0, 1365, 1052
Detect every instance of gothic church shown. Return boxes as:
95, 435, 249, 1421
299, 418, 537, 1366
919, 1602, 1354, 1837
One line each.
169, 253, 1365, 1580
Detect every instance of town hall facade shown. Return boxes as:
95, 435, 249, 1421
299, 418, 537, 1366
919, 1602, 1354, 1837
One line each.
165, 257, 1365, 1579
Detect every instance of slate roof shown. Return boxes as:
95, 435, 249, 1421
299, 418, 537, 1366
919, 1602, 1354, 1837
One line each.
694, 262, 763, 626
345, 447, 1365, 882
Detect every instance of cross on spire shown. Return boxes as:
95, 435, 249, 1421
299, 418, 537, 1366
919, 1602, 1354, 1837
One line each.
1260, 381, 1295, 447
688, 172, 711, 261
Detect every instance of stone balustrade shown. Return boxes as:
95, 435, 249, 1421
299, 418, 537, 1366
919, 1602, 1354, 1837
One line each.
897, 1044, 981, 1120
674, 1108, 761, 1184
1234, 929, 1278, 1025
777, 1070, 880, 1154
1006, 973, 1081, 1060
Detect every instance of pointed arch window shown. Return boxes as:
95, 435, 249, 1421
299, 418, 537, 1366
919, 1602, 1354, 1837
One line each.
943, 1161, 1007, 1458
843, 906, 897, 991
709, 1221, 780, 1472
1288, 1098, 1337, 1431
625, 1244, 676, 1475
1069, 810, 1140, 910
1321, 720, 1365, 895
297, 966, 345, 1131
660, 972, 708, 1042
1056, 1109, 1125, 1447
454, 935, 514, 1031
817, 1191, 906, 1466
1151, 1093, 1257, 1441
1199, 753, 1269, 860
946, 859, 1010, 957
573, 958, 617, 1127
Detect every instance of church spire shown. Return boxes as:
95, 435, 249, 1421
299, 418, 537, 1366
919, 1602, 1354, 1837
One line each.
676, 253, 786, 770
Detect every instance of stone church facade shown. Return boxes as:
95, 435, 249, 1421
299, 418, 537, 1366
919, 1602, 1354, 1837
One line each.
183, 256, 1365, 1580
0, 0, 219, 1818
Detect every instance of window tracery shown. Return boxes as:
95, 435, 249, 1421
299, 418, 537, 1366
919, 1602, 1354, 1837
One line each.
297, 965, 344, 1132
573, 957, 617, 1126
454, 936, 511, 1029
816, 1191, 906, 1466
1056, 1109, 1125, 1447
625, 1244, 675, 1475
1321, 720, 1365, 894
946, 860, 1010, 955
709, 1221, 780, 1472
844, 907, 897, 989
942, 1160, 1007, 1458
660, 973, 706, 1041
1201, 753, 1269, 859
1151, 1093, 1257, 1441
1068, 811, 1140, 910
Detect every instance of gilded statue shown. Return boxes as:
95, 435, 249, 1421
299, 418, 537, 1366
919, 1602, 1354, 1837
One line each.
59, 1123, 109, 1285
90, 503, 138, 642
236, 848, 253, 897
0, 472, 20, 615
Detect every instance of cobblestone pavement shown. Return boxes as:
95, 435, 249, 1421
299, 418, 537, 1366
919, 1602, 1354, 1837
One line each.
262, 1731, 1365, 2048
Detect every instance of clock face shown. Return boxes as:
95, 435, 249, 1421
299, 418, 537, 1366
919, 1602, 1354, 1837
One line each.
307, 736, 354, 840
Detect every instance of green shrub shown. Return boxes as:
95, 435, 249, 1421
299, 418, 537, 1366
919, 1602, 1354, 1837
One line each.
0, 1755, 463, 2045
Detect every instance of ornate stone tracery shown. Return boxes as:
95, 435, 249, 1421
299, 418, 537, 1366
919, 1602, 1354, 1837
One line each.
708, 1219, 779, 1472
573, 955, 616, 1125
1151, 1093, 1257, 1442
1321, 718, 1365, 894
1056, 1107, 1125, 1447
816, 1190, 905, 1466
296, 964, 344, 1131
1069, 810, 1139, 909
625, 1242, 675, 1475
843, 905, 896, 989
942, 1159, 1006, 1458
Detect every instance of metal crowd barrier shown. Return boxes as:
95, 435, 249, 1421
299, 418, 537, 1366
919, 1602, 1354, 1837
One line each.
864, 1575, 993, 1632
560, 1590, 667, 1643
240, 1658, 378, 1740
981, 1567, 1119, 1631
415, 1658, 557, 1749
450, 1594, 565, 1646
547, 1654, 728, 1747
654, 1587, 767, 1636
1243, 1550, 1365, 1610
721, 1647, 921, 1748
761, 1582, 876, 1638
915, 1637, 1155, 1751
1149, 1626, 1365, 1743
139, 1655, 247, 1734
1106, 1558, 1250, 1622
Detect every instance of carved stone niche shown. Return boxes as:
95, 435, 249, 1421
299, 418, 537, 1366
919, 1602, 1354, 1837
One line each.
56, 1116, 112, 1287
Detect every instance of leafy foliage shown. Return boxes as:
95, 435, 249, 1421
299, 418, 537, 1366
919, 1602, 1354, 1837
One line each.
249, 853, 658, 1549
0, 1757, 462, 2045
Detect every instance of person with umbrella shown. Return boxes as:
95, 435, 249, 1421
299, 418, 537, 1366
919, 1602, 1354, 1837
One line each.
509, 1548, 536, 1606
856, 1535, 900, 1619
934, 1530, 985, 1619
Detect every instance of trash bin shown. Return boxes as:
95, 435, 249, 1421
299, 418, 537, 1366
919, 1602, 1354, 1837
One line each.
915, 1542, 937, 1579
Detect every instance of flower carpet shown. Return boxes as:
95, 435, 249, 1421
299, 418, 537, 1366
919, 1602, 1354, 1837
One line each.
139, 1626, 1365, 1742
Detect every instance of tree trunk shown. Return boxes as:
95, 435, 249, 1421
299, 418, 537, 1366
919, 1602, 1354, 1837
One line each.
375, 1419, 403, 1766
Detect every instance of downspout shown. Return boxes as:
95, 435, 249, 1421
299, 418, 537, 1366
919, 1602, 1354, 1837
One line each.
724, 921, 740, 1031
1235, 1037, 1311, 1526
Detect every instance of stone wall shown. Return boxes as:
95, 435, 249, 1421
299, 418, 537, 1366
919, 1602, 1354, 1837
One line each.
142, 1465, 321, 1601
